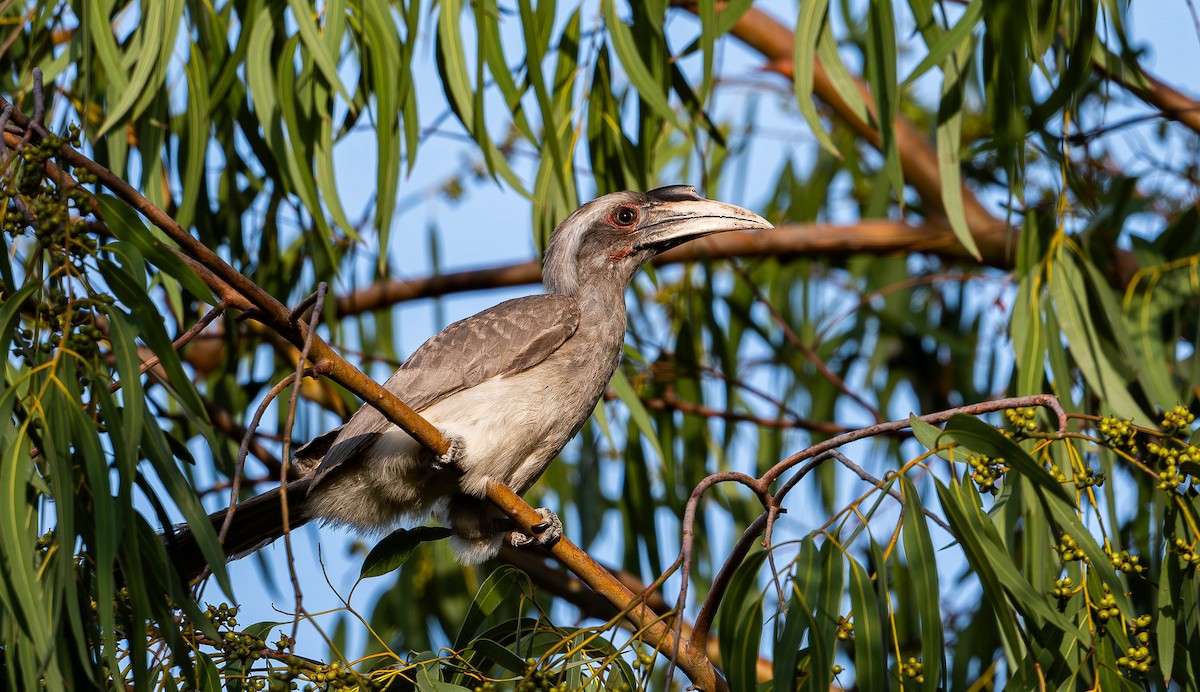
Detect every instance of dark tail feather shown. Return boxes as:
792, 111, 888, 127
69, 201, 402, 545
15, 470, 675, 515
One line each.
166, 478, 315, 583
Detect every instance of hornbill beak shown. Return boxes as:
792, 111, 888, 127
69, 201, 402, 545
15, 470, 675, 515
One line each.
634, 185, 773, 252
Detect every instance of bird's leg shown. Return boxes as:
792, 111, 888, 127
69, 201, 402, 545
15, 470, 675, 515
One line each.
432, 432, 465, 471
509, 507, 563, 548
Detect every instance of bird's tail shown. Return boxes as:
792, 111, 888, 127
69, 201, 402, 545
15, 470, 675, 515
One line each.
165, 478, 315, 583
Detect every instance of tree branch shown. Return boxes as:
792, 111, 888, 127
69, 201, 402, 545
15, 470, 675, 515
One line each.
335, 219, 1013, 316
487, 482, 726, 691
677, 394, 1066, 660
0, 88, 451, 462
673, 2, 1143, 286
1094, 54, 1200, 137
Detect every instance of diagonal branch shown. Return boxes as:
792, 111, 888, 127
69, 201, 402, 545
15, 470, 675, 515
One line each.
674, 3, 1143, 287
0, 88, 451, 461
1094, 55, 1200, 137
487, 482, 726, 691
1, 76, 726, 692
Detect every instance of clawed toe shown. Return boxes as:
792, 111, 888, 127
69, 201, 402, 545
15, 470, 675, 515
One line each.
510, 508, 563, 548
432, 433, 465, 471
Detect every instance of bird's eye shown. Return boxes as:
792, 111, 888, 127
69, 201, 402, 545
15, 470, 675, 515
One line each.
612, 206, 639, 228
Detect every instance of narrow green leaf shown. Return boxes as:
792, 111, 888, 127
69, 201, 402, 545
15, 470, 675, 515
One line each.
608, 369, 664, 462
940, 415, 1073, 504
848, 556, 885, 691
816, 23, 870, 123
463, 638, 529, 674
716, 549, 768, 692
1049, 249, 1151, 424
106, 312, 145, 479
900, 476, 944, 690
435, 0, 525, 193
359, 526, 452, 579
95, 196, 214, 303
174, 43, 210, 231
936, 41, 981, 260
453, 566, 525, 648
518, 0, 571, 208
0, 388, 50, 654
359, 0, 406, 252
713, 0, 755, 35
864, 0, 903, 200
602, 0, 681, 129
83, 0, 129, 98
903, 1, 984, 86
98, 0, 183, 136
793, 0, 841, 157
417, 666, 471, 690
807, 539, 844, 691
909, 414, 954, 462
697, 0, 716, 97
284, 0, 350, 101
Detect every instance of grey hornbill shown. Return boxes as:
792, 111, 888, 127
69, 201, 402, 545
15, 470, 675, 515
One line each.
170, 186, 771, 580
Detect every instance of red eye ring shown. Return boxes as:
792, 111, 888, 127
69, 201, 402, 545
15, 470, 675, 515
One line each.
610, 206, 639, 228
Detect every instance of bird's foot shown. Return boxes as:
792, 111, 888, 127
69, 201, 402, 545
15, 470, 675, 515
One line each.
509, 508, 563, 549
432, 433, 465, 471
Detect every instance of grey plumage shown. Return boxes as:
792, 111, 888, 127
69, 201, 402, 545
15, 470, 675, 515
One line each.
168, 186, 771, 580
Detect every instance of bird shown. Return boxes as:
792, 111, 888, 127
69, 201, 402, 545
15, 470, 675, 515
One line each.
168, 185, 771, 580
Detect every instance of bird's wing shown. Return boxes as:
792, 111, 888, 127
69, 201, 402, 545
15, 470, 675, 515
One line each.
310, 294, 581, 481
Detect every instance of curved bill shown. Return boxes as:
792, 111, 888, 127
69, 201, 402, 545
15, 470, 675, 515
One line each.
634, 186, 773, 252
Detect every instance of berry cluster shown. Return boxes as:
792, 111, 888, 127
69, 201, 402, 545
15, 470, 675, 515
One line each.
514, 658, 571, 692
8, 288, 109, 366
1091, 586, 1120, 624
1170, 537, 1200, 566
1161, 405, 1196, 433
899, 657, 925, 683
1004, 406, 1039, 433
967, 453, 1007, 495
1051, 576, 1074, 602
1096, 412, 1198, 492
1118, 614, 1155, 675
1097, 416, 1136, 447
1044, 461, 1067, 483
835, 615, 854, 641
1056, 534, 1088, 564
1145, 438, 1198, 490
1075, 464, 1106, 489
3, 125, 112, 371
3, 124, 95, 255
1105, 546, 1145, 574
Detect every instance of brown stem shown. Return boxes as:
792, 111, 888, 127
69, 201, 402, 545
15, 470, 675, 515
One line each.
761, 394, 1066, 487
0, 95, 451, 460
1095, 59, 1200, 137
643, 390, 850, 434
678, 394, 1065, 662
279, 284, 327, 641
689, 512, 770, 652
334, 219, 1015, 316
486, 481, 727, 691
109, 302, 228, 394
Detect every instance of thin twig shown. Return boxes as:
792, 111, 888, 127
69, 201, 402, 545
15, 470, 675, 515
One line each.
109, 302, 227, 394
677, 394, 1065, 660
820, 449, 951, 532
731, 262, 883, 423
486, 481, 725, 691
216, 369, 316, 545
689, 512, 770, 652
279, 283, 328, 642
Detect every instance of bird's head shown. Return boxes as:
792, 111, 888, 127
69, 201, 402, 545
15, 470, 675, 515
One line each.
543, 185, 773, 296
